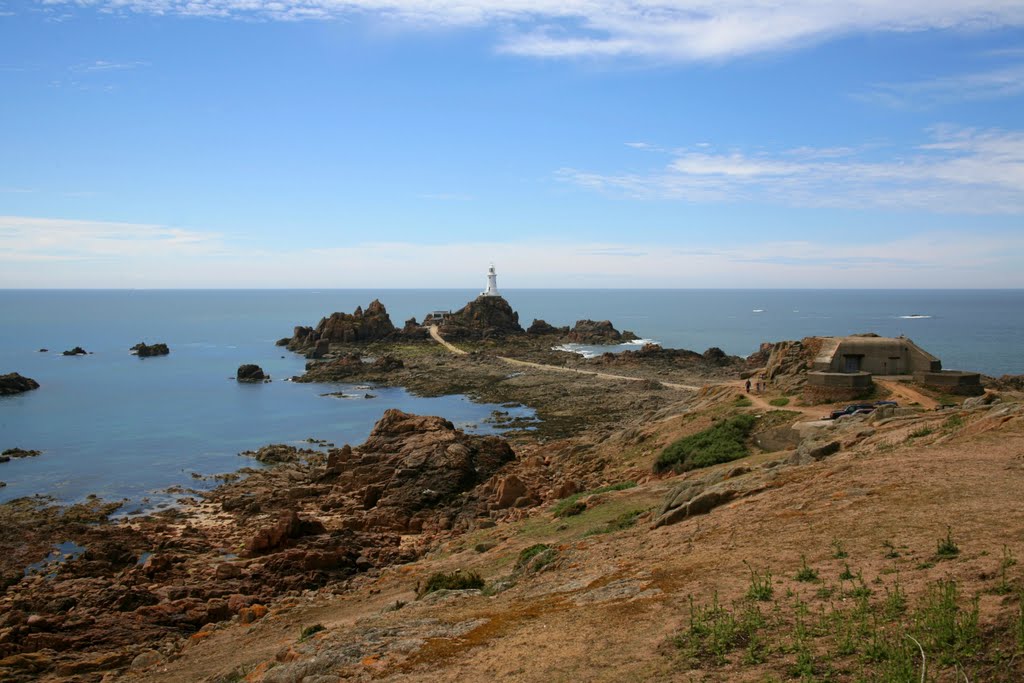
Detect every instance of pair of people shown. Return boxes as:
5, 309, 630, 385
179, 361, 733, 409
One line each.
745, 378, 766, 393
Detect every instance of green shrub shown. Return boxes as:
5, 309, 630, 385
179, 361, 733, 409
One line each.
418, 570, 485, 597
768, 397, 790, 407
794, 556, 819, 583
733, 395, 753, 407
654, 414, 756, 473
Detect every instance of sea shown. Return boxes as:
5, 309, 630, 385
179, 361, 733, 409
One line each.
1, 289, 1022, 511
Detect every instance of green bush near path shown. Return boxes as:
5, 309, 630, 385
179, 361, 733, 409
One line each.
768, 397, 790, 407
552, 481, 637, 518
654, 414, 756, 473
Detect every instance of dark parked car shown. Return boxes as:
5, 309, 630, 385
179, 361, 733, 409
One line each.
828, 403, 877, 420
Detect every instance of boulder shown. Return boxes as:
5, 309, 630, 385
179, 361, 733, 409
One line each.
963, 393, 999, 409
494, 475, 528, 509
0, 372, 39, 396
237, 364, 268, 382
246, 512, 325, 556
62, 346, 88, 356
130, 342, 170, 357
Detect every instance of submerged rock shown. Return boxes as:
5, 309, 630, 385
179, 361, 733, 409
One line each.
0, 372, 40, 395
62, 346, 88, 356
1, 448, 42, 463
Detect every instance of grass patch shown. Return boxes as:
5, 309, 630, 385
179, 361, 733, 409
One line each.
418, 570, 485, 597
746, 564, 774, 602
551, 481, 637, 518
669, 556, 999, 679
516, 543, 554, 570
943, 414, 965, 430
584, 509, 644, 536
794, 556, 819, 583
654, 414, 756, 474
936, 527, 961, 560
768, 397, 790, 407
908, 426, 935, 439
734, 395, 753, 407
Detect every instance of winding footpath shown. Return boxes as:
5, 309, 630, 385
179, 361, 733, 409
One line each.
428, 325, 701, 391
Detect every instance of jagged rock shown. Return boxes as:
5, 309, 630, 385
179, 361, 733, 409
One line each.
438, 295, 524, 340
286, 300, 398, 353
62, 346, 88, 356
324, 409, 516, 532
236, 364, 268, 382
0, 373, 39, 396
130, 342, 170, 357
565, 320, 636, 343
989, 375, 1024, 391
241, 444, 314, 465
526, 319, 567, 335
246, 511, 326, 555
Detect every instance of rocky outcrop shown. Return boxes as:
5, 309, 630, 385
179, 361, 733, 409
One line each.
298, 353, 403, 383
586, 343, 744, 376
320, 409, 516, 533
989, 375, 1024, 392
240, 444, 316, 465
236, 364, 268, 382
565, 320, 638, 344
286, 300, 398, 355
746, 338, 822, 391
652, 466, 775, 529
0, 373, 39, 396
131, 342, 170, 357
62, 346, 88, 356
527, 319, 568, 336
438, 295, 524, 341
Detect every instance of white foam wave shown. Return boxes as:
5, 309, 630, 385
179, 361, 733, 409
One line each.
752, 309, 764, 313
899, 314, 932, 319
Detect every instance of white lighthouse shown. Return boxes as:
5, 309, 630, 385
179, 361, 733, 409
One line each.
481, 264, 500, 297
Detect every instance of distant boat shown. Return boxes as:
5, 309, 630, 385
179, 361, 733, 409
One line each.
752, 309, 764, 313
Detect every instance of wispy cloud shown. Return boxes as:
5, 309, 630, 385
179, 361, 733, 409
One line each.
2, 216, 1022, 287
70, 60, 150, 73
858, 63, 1024, 108
32, 1, 1024, 62
558, 126, 1024, 214
0, 215, 222, 264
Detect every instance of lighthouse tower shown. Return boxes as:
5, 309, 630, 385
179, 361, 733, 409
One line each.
481, 264, 500, 297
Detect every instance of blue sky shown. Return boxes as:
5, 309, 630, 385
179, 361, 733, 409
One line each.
1, 1, 1023, 288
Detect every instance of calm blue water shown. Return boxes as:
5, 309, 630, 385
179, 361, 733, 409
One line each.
1, 289, 1021, 508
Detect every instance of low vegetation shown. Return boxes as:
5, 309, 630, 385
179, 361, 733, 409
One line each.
671, 552, 1020, 681
418, 570, 486, 597
655, 414, 756, 473
768, 397, 790, 407
551, 481, 637, 518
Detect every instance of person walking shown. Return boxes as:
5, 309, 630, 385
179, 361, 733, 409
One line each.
745, 379, 751, 393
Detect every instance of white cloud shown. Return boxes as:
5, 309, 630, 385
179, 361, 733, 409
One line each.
1, 215, 1022, 288
70, 60, 150, 72
33, 1, 1024, 61
859, 62, 1024, 107
558, 127, 1024, 213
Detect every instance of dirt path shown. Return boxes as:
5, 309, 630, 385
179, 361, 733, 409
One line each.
725, 380, 826, 419
874, 378, 940, 410
428, 325, 468, 356
427, 326, 700, 391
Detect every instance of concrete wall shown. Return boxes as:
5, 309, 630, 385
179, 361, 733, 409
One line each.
812, 337, 941, 376
804, 371, 875, 403
914, 370, 984, 396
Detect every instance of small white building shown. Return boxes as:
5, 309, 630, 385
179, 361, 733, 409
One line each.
481, 264, 500, 297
